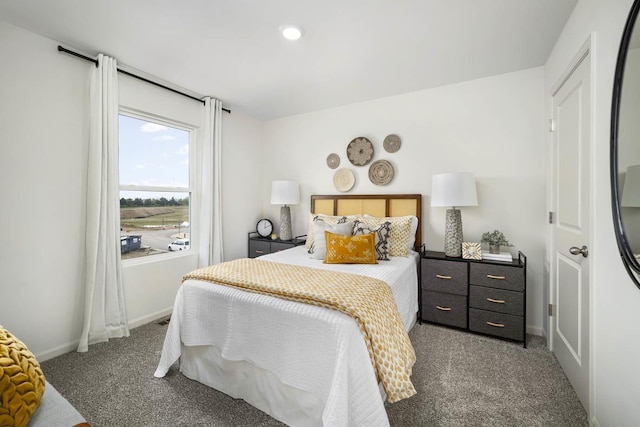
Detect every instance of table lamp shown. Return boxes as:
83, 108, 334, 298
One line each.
431, 172, 478, 257
271, 180, 300, 241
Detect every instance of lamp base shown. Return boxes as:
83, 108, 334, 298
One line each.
444, 208, 463, 257
279, 205, 292, 241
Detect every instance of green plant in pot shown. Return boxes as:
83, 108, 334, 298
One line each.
481, 230, 513, 254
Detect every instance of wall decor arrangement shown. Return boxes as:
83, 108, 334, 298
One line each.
383, 134, 401, 153
346, 137, 374, 166
368, 159, 394, 186
333, 168, 355, 192
326, 153, 340, 169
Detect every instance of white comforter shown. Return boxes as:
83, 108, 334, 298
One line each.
154, 246, 418, 426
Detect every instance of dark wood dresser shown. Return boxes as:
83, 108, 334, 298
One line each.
420, 250, 527, 347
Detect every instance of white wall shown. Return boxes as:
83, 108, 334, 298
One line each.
261, 68, 547, 334
0, 21, 90, 359
545, 0, 640, 425
0, 20, 263, 360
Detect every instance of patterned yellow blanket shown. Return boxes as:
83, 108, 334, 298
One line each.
183, 258, 417, 403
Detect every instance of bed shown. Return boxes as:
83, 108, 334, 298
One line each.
155, 194, 422, 427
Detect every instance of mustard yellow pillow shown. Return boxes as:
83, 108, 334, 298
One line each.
324, 231, 378, 264
0, 326, 46, 427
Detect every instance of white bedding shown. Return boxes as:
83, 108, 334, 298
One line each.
155, 246, 419, 426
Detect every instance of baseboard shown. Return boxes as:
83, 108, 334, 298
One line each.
36, 341, 81, 363
526, 325, 543, 336
36, 307, 174, 363
128, 307, 173, 330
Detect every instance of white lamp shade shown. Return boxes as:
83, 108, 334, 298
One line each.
271, 180, 300, 205
431, 172, 478, 207
622, 165, 640, 207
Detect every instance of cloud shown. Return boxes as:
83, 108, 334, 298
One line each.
140, 123, 167, 132
178, 144, 189, 155
153, 135, 175, 141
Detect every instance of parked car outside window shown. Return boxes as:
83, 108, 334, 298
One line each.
168, 239, 190, 251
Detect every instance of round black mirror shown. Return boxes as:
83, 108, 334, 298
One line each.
612, 0, 640, 288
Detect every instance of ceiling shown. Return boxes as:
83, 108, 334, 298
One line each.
0, 0, 577, 120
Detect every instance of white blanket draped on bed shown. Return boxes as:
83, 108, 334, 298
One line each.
154, 246, 419, 427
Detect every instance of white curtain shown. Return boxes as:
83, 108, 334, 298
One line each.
78, 54, 129, 353
198, 97, 224, 267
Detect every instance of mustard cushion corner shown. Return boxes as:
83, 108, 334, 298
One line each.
0, 326, 46, 427
324, 231, 378, 264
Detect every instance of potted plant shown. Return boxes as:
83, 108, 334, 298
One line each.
480, 230, 513, 254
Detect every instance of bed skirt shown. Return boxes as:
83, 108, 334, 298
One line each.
180, 344, 327, 427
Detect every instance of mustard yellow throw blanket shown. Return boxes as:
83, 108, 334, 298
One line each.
183, 258, 417, 403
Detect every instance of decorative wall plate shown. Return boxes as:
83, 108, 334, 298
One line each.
326, 153, 340, 169
368, 160, 394, 186
462, 242, 482, 260
383, 134, 401, 153
333, 168, 355, 192
346, 137, 374, 166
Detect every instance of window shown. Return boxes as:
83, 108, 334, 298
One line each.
119, 113, 192, 260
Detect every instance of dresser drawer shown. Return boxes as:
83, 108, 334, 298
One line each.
469, 308, 524, 341
469, 263, 524, 291
271, 242, 294, 253
469, 285, 524, 316
422, 291, 467, 328
249, 240, 270, 258
421, 259, 468, 295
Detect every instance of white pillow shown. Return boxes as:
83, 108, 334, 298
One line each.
310, 221, 355, 260
305, 213, 359, 252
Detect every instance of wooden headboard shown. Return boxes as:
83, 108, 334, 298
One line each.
310, 194, 422, 250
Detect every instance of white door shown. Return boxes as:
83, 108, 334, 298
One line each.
550, 51, 590, 411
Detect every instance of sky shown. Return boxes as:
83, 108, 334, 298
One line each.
119, 114, 190, 199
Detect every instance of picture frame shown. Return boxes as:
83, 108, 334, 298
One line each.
462, 242, 482, 260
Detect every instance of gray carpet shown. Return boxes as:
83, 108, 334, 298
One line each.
40, 320, 588, 426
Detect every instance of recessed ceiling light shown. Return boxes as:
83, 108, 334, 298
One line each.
280, 24, 304, 41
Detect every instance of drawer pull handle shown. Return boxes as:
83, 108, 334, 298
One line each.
486, 321, 505, 328
435, 305, 452, 311
435, 274, 452, 280
486, 274, 506, 280
486, 298, 506, 304
255, 250, 264, 254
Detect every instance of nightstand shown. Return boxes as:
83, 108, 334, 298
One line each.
421, 250, 527, 347
247, 232, 306, 258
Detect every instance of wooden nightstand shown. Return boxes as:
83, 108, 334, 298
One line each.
421, 250, 527, 347
247, 232, 306, 258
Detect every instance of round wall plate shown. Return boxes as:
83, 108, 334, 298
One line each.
333, 168, 355, 192
346, 137, 374, 166
383, 134, 401, 153
368, 160, 394, 186
326, 153, 340, 169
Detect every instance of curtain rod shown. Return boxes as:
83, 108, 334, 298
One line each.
57, 45, 231, 114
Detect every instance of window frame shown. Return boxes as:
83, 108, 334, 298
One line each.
118, 107, 197, 264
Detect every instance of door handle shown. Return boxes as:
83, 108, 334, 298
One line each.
569, 245, 589, 258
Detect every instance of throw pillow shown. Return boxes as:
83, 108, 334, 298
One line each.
306, 213, 358, 253
0, 326, 46, 427
310, 220, 354, 260
324, 231, 378, 264
353, 220, 391, 260
360, 215, 414, 256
